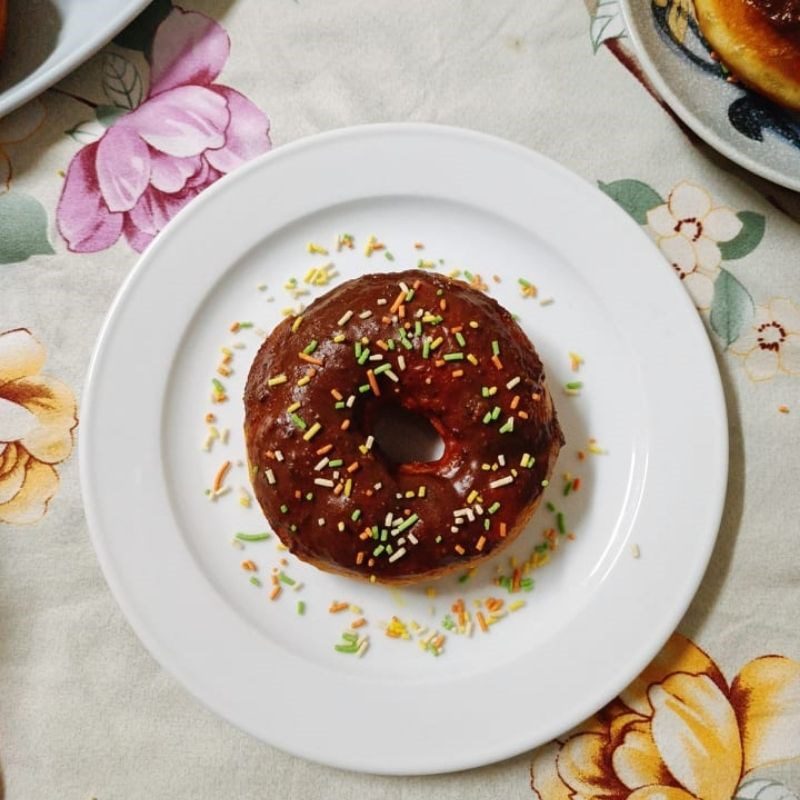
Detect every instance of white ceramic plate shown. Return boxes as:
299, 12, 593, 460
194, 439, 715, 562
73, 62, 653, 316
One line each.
81, 124, 727, 774
0, 0, 150, 118
621, 0, 800, 191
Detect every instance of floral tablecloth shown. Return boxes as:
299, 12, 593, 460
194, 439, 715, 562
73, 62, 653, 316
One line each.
2, 1, 799, 797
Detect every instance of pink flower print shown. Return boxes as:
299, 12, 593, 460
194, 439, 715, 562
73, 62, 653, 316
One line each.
57, 8, 271, 253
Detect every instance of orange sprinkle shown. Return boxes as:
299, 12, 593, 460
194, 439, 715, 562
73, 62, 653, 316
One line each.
216, 365, 231, 377
294, 489, 302, 499
240, 560, 257, 571
518, 410, 529, 419
779, 404, 790, 414
270, 585, 282, 600
330, 388, 343, 401
298, 352, 323, 366
229, 322, 240, 333
476, 611, 489, 633
567, 532, 576, 540
356, 551, 365, 565
351, 618, 367, 629
451, 326, 463, 333
341, 419, 351, 431
577, 450, 586, 461
475, 535, 486, 551
434, 358, 445, 367
572, 478, 581, 491
389, 290, 406, 314
381, 315, 393, 324
414, 242, 424, 249
212, 460, 231, 492
511, 567, 521, 593
491, 355, 504, 370
510, 395, 520, 410
499, 522, 507, 537
413, 280, 421, 289
439, 299, 447, 311
454, 544, 466, 555
493, 274, 501, 283
398, 304, 406, 319
452, 369, 464, 378
316, 443, 334, 455
359, 528, 372, 540
532, 393, 541, 401
204, 413, 216, 423
329, 601, 350, 613
376, 340, 389, 351
485, 597, 503, 612
367, 369, 381, 396
346, 461, 360, 473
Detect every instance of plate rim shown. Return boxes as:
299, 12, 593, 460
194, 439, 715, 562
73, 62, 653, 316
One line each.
619, 0, 800, 192
0, 0, 151, 118
80, 122, 729, 774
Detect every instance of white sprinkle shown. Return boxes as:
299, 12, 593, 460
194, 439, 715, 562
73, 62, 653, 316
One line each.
392, 516, 404, 527
359, 310, 373, 319
369, 353, 383, 361
365, 435, 375, 450
474, 504, 484, 516
453, 508, 471, 517
498, 454, 506, 466
346, 395, 356, 408
374, 482, 382, 490
407, 533, 418, 545
357, 638, 369, 657
377, 298, 388, 306
385, 512, 394, 527
389, 547, 407, 563
631, 543, 641, 559
397, 355, 406, 371
265, 469, 276, 485
451, 526, 459, 533
233, 341, 246, 349
333, 470, 340, 479
337, 310, 354, 325
396, 537, 406, 546
414, 308, 424, 318
338, 521, 345, 532
489, 475, 514, 489
399, 281, 410, 293
318, 518, 326, 526
314, 478, 334, 488
385, 369, 400, 382
506, 376, 521, 390
314, 457, 329, 471
274, 450, 284, 462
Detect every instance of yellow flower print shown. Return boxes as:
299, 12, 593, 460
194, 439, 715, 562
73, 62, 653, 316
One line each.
654, 0, 695, 43
729, 298, 800, 382
0, 99, 46, 193
0, 328, 77, 524
531, 633, 800, 800
646, 181, 743, 310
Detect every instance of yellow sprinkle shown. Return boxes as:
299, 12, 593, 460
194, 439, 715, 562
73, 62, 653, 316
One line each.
291, 315, 304, 332
466, 353, 478, 365
344, 478, 353, 497
287, 401, 301, 413
509, 600, 525, 612
303, 422, 322, 441
307, 242, 329, 255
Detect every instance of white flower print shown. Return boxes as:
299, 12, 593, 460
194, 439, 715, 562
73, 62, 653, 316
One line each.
730, 298, 800, 381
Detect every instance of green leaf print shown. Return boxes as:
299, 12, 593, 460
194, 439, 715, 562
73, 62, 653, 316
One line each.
719, 211, 766, 260
590, 0, 626, 53
0, 191, 55, 264
734, 777, 799, 800
102, 53, 144, 110
598, 179, 663, 225
710, 268, 755, 346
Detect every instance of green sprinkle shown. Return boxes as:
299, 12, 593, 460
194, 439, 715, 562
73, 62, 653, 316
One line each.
335, 643, 358, 654
499, 417, 514, 434
541, 479, 549, 487
297, 601, 306, 615
335, 401, 346, 409
400, 336, 413, 351
484, 518, 491, 530
328, 459, 343, 467
491, 340, 500, 356
455, 332, 466, 347
457, 571, 471, 584
396, 513, 419, 533
355, 341, 362, 358
385, 251, 395, 261
488, 501, 501, 515
556, 512, 566, 535
518, 278, 532, 288
212, 378, 225, 393
290, 413, 307, 430
305, 492, 314, 501
546, 501, 556, 512
280, 504, 289, 514
481, 386, 489, 398
464, 270, 475, 282
373, 545, 385, 557
563, 481, 572, 497
491, 405, 501, 420
358, 349, 370, 365
343, 632, 358, 643
387, 338, 396, 350
436, 289, 444, 296
405, 289, 415, 302
303, 339, 318, 354
358, 383, 371, 393
351, 509, 362, 521
380, 529, 388, 542
235, 532, 271, 542
371, 526, 379, 539
482, 411, 492, 424
238, 321, 254, 329
415, 321, 423, 337
430, 337, 443, 351
443, 352, 464, 362
374, 363, 391, 375
279, 571, 296, 585
422, 338, 431, 359
248, 576, 262, 587
442, 615, 455, 630
565, 381, 583, 391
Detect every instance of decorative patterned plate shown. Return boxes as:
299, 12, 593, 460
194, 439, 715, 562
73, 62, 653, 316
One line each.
621, 0, 800, 191
81, 124, 728, 774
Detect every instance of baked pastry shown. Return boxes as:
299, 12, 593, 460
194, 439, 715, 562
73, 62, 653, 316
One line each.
695, 0, 800, 110
244, 270, 564, 584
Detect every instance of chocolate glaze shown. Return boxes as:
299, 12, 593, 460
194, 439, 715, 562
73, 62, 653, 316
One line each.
747, 0, 800, 30
244, 271, 564, 583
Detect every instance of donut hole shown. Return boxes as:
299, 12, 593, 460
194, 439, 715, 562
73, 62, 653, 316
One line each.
372, 404, 445, 467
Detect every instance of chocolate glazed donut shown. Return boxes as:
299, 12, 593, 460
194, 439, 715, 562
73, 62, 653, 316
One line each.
244, 270, 564, 585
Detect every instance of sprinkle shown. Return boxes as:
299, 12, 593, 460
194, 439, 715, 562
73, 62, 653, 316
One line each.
476, 611, 489, 633
212, 460, 231, 492
291, 315, 304, 333
489, 475, 514, 489
303, 421, 322, 441
235, 532, 270, 542
278, 571, 295, 586
341, 419, 351, 431
265, 468, 276, 485
307, 242, 328, 255
302, 339, 318, 354
454, 544, 466, 555
488, 501, 501, 515
506, 376, 521, 390
540, 297, 554, 307
779, 404, 790, 414
388, 547, 407, 562
475, 535, 486, 551
290, 413, 307, 430
240, 560, 257, 572
364, 235, 384, 256
499, 417, 514, 434
337, 310, 354, 327
366, 369, 381, 396
396, 513, 419, 533
588, 438, 607, 455
298, 352, 323, 366
287, 401, 301, 414
270, 585, 282, 600
443, 352, 464, 362
344, 478, 352, 496
491, 355, 504, 370
297, 601, 306, 615
569, 352, 584, 372
631, 543, 641, 559
314, 478, 334, 488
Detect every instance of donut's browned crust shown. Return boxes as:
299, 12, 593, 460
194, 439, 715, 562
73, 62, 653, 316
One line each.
695, 0, 800, 110
244, 270, 564, 584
